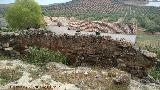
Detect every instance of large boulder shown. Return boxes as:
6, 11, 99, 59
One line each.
108, 68, 131, 90
141, 50, 157, 59
44, 16, 69, 26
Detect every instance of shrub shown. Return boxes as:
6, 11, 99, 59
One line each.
5, 0, 43, 30
24, 46, 68, 66
146, 46, 160, 80
0, 55, 10, 60
149, 65, 160, 80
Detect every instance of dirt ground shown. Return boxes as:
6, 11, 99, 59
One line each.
0, 60, 160, 90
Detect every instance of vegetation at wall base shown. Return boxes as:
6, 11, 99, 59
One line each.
136, 34, 160, 59
0, 53, 18, 60
0, 27, 18, 32
148, 50, 160, 80
0, 55, 11, 60
149, 65, 160, 80
23, 46, 68, 66
136, 32, 160, 80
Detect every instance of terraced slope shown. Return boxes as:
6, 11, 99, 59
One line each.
43, 0, 160, 21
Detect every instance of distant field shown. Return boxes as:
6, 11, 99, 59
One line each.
136, 33, 160, 58
136, 34, 160, 47
136, 28, 160, 45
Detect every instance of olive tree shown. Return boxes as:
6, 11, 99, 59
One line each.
5, 0, 43, 30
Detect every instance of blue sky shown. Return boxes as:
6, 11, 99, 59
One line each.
0, 0, 72, 5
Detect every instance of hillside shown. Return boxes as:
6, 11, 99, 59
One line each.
43, 0, 160, 17
43, 0, 125, 15
42, 0, 160, 32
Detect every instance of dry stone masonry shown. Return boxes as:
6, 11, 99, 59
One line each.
17, 29, 157, 78
0, 29, 158, 78
0, 32, 19, 57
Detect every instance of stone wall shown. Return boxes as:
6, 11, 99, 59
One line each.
0, 32, 19, 57
16, 29, 157, 78
0, 30, 157, 78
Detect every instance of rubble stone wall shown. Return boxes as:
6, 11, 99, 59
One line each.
17, 30, 156, 78
0, 32, 19, 57
0, 30, 157, 78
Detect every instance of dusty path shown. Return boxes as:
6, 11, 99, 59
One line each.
0, 60, 80, 90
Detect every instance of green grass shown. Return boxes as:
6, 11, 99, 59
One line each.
0, 53, 19, 60
136, 33, 160, 58
0, 55, 12, 60
136, 34, 160, 41
136, 31, 160, 80
0, 69, 22, 85
0, 27, 18, 32
149, 66, 160, 80
136, 34, 160, 47
23, 46, 68, 66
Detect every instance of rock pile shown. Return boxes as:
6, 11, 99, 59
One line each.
68, 20, 136, 34
44, 16, 69, 26
141, 50, 157, 59
108, 68, 131, 86
0, 32, 19, 57
16, 29, 156, 78
44, 16, 136, 35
